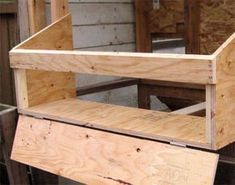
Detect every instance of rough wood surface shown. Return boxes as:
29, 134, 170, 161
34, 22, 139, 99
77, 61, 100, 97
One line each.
11, 115, 218, 185
19, 98, 209, 148
200, 0, 235, 54
214, 33, 235, 149
14, 14, 76, 108
10, 49, 215, 84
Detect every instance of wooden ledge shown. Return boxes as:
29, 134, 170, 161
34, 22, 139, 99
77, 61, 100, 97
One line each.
19, 98, 208, 148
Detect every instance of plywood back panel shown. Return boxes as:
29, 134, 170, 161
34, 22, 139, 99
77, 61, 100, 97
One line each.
14, 14, 76, 108
11, 115, 218, 185
214, 33, 235, 149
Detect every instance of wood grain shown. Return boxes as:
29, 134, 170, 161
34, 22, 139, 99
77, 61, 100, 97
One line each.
213, 33, 235, 149
11, 115, 218, 185
20, 98, 209, 148
10, 49, 215, 84
13, 14, 76, 108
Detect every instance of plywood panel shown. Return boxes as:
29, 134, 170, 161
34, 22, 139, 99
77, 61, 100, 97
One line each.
11, 115, 218, 185
214, 33, 235, 149
14, 15, 76, 108
10, 49, 214, 84
200, 0, 235, 54
19, 98, 208, 147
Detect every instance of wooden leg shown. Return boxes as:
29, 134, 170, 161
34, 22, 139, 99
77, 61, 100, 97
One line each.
0, 105, 29, 185
137, 84, 151, 109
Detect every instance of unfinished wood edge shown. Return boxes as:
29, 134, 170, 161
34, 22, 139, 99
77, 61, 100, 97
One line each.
172, 102, 206, 115
17, 109, 212, 150
14, 69, 29, 109
51, 0, 69, 22
206, 85, 216, 147
10, 14, 72, 51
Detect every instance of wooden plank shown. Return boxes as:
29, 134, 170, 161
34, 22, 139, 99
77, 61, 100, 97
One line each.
14, 14, 76, 108
77, 78, 138, 96
10, 49, 215, 84
135, 0, 152, 52
18, 0, 30, 41
0, 2, 17, 14
0, 105, 29, 185
213, 33, 235, 149
172, 102, 206, 115
19, 98, 209, 148
27, 0, 46, 34
51, 0, 69, 22
11, 115, 218, 185
73, 24, 135, 49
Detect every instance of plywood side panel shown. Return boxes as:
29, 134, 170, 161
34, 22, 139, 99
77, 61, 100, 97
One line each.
10, 49, 214, 84
20, 98, 208, 147
214, 33, 235, 149
11, 115, 218, 185
200, 0, 235, 54
13, 15, 76, 108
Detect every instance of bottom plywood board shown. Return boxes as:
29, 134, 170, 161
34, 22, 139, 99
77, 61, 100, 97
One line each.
11, 115, 218, 185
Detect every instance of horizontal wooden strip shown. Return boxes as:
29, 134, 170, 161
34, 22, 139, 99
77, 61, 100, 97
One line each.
11, 115, 218, 185
172, 102, 206, 115
10, 49, 215, 84
0, 2, 17, 14
77, 78, 138, 96
20, 98, 208, 148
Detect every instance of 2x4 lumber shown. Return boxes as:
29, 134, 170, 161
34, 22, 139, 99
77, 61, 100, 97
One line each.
77, 78, 139, 96
10, 49, 215, 84
11, 115, 218, 185
51, 0, 69, 22
172, 102, 206, 115
19, 98, 209, 148
27, 0, 46, 34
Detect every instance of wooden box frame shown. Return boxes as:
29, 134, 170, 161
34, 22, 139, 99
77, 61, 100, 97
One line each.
9, 14, 235, 151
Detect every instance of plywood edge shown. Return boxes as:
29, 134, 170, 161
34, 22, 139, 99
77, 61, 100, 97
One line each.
17, 98, 212, 149
11, 115, 218, 185
10, 49, 215, 84
213, 33, 235, 149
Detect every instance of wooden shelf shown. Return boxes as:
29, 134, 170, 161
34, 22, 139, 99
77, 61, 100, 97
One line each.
20, 98, 207, 148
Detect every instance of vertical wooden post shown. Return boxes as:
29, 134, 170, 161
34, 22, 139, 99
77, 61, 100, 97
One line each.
135, 0, 152, 52
51, 0, 69, 22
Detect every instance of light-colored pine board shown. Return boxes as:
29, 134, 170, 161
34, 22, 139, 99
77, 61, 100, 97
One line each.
11, 115, 218, 185
213, 33, 235, 149
19, 98, 208, 147
27, 0, 46, 34
51, 0, 69, 22
172, 102, 205, 115
13, 14, 76, 108
10, 49, 215, 84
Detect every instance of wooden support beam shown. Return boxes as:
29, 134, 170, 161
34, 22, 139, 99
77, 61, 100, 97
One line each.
172, 102, 206, 115
10, 49, 215, 84
51, 0, 69, 22
77, 78, 139, 96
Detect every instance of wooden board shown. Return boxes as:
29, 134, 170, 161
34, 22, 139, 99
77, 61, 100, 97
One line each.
10, 49, 215, 84
200, 0, 235, 54
214, 33, 235, 149
11, 115, 218, 185
13, 14, 76, 108
19, 98, 209, 148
